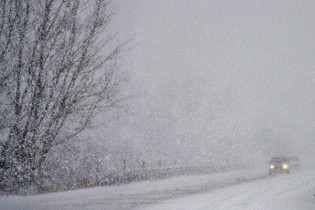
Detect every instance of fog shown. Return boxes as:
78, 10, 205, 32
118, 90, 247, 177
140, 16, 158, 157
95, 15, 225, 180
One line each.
97, 1, 314, 169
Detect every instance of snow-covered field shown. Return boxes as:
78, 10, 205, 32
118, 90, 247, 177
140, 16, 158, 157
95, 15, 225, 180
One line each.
0, 168, 314, 210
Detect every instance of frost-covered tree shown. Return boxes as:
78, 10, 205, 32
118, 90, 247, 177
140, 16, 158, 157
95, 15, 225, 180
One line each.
0, 0, 125, 192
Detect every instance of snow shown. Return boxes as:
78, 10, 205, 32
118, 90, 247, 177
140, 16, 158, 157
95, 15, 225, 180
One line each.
139, 170, 315, 210
1, 168, 314, 210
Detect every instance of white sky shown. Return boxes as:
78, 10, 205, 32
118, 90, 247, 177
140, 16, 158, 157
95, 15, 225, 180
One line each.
110, 0, 315, 164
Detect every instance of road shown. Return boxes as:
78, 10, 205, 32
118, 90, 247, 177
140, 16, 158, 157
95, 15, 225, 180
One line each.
0, 168, 314, 210
139, 170, 315, 210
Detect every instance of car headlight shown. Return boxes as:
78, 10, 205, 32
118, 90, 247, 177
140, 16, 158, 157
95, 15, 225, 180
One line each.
282, 164, 289, 169
269, 165, 275, 169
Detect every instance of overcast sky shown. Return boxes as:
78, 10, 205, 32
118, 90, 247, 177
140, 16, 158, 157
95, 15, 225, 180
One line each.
109, 0, 314, 165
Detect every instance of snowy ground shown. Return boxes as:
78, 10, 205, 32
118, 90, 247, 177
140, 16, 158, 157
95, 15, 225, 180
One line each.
0, 168, 314, 210
139, 170, 315, 210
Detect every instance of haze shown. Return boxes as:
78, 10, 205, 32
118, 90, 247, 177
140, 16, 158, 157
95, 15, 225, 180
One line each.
102, 0, 315, 169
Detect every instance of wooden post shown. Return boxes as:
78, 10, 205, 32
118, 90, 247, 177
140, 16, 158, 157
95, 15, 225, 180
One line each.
123, 159, 126, 173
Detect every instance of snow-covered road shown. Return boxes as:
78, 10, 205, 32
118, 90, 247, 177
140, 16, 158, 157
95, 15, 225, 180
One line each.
140, 170, 315, 210
1, 168, 314, 210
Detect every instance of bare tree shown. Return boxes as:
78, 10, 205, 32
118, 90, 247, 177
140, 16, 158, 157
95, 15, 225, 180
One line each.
0, 0, 126, 192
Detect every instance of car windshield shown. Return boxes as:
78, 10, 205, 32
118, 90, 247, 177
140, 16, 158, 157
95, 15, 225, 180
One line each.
270, 157, 288, 163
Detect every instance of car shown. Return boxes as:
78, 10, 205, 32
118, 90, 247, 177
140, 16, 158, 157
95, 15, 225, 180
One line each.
268, 156, 300, 175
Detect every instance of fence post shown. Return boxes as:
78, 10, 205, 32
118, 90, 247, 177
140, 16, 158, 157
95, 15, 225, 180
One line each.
123, 159, 126, 173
